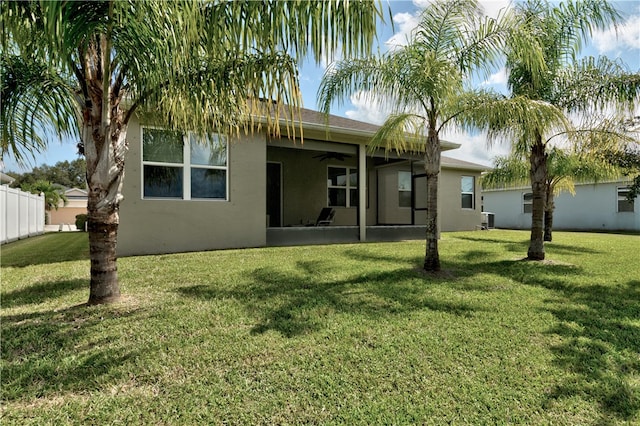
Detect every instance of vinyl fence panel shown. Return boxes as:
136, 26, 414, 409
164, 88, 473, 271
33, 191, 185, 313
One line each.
1, 185, 45, 244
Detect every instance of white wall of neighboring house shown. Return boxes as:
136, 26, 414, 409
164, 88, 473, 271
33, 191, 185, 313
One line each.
482, 180, 639, 232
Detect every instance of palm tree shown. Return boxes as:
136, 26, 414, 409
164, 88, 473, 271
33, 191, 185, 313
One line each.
482, 148, 620, 241
21, 180, 68, 213
1, 0, 384, 304
501, 0, 639, 260
318, 0, 562, 272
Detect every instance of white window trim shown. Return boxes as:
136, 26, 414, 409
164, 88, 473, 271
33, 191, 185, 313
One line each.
141, 126, 228, 201
523, 192, 533, 214
461, 176, 475, 210
327, 165, 357, 208
398, 170, 412, 209
617, 186, 634, 213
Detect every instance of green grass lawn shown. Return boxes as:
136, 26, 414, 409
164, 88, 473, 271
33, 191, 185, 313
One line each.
1, 231, 639, 424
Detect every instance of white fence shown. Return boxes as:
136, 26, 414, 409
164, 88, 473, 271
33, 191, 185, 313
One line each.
1, 185, 45, 244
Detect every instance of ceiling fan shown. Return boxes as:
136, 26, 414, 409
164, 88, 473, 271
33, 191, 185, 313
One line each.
312, 152, 351, 161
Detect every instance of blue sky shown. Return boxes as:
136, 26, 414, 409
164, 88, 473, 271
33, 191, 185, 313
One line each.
3, 0, 639, 172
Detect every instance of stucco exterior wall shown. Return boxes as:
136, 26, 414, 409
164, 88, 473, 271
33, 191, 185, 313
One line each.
118, 117, 267, 256
483, 181, 639, 231
439, 168, 482, 231
366, 162, 481, 230
375, 163, 413, 225
49, 207, 86, 225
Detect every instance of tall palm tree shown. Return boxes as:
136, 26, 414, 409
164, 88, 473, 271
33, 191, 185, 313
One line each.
482, 148, 621, 241
318, 0, 562, 272
1, 0, 384, 304
501, 0, 639, 260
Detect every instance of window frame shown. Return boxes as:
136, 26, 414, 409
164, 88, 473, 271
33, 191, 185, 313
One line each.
141, 126, 228, 201
398, 170, 412, 209
461, 176, 475, 210
523, 192, 533, 214
327, 165, 358, 208
617, 186, 635, 213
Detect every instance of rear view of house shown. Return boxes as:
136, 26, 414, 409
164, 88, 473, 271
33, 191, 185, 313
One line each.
118, 109, 487, 256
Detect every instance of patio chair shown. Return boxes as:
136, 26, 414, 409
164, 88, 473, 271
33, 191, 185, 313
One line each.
315, 208, 335, 226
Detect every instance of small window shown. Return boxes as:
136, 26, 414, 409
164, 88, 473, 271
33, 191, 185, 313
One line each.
618, 187, 635, 212
398, 171, 412, 208
142, 128, 227, 200
461, 176, 475, 209
523, 192, 533, 213
327, 166, 357, 207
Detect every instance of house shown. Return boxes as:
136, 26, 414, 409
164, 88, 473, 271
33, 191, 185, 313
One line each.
48, 188, 88, 228
118, 108, 488, 256
1, 172, 16, 185
482, 180, 639, 232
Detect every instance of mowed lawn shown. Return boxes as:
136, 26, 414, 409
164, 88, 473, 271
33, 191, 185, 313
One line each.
1, 231, 639, 425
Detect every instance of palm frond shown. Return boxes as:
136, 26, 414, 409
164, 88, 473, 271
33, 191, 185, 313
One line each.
481, 155, 530, 189
0, 54, 78, 165
553, 56, 640, 114
369, 113, 430, 155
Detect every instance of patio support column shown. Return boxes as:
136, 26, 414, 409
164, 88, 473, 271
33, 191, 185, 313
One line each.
358, 144, 367, 241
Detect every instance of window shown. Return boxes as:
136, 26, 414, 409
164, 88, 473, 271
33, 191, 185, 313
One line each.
523, 192, 533, 213
618, 186, 635, 212
142, 128, 227, 200
327, 166, 357, 207
461, 176, 475, 209
398, 171, 412, 208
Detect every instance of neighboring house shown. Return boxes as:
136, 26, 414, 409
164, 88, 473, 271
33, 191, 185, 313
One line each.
482, 180, 639, 232
48, 188, 88, 227
118, 108, 488, 256
1, 172, 16, 185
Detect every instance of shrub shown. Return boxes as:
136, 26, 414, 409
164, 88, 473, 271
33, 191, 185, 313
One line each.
75, 214, 88, 231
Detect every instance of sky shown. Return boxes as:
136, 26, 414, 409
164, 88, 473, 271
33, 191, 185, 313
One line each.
3, 0, 640, 173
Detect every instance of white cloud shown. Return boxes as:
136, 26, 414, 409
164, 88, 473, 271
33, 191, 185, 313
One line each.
385, 12, 420, 48
481, 67, 508, 87
478, 0, 512, 20
344, 91, 390, 124
592, 14, 640, 54
440, 129, 511, 167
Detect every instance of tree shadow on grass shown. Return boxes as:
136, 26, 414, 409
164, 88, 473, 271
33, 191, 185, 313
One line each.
1, 278, 87, 308
1, 303, 143, 402
541, 279, 640, 423
177, 260, 481, 338
452, 235, 603, 255
443, 255, 639, 422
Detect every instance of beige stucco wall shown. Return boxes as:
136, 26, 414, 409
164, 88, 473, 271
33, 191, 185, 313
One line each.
117, 117, 267, 256
439, 167, 482, 231
376, 163, 413, 224
49, 207, 86, 225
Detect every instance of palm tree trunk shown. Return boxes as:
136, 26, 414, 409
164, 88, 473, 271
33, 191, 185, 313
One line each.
87, 205, 120, 304
79, 32, 127, 305
528, 135, 547, 260
423, 129, 441, 272
543, 184, 554, 242
85, 126, 127, 304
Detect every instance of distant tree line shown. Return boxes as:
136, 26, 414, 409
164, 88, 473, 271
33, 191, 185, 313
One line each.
7, 158, 86, 190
